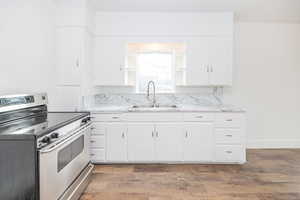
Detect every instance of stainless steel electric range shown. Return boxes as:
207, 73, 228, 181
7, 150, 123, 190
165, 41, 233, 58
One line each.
0, 93, 94, 200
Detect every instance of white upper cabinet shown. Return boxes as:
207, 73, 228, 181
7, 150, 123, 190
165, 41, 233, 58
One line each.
183, 123, 214, 161
95, 12, 233, 36
54, 0, 91, 28
56, 27, 85, 85
93, 37, 126, 85
185, 38, 211, 85
209, 38, 233, 86
155, 123, 183, 161
93, 12, 234, 87
185, 37, 233, 86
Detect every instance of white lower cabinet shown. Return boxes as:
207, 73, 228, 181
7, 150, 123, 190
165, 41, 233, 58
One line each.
155, 123, 183, 162
183, 123, 214, 162
106, 123, 127, 162
127, 123, 155, 162
90, 112, 246, 164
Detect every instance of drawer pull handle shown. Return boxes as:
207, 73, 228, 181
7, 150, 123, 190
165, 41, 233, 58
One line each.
90, 153, 95, 156
91, 127, 95, 130
152, 131, 154, 137
196, 116, 203, 118
122, 132, 125, 138
90, 140, 96, 143
112, 117, 119, 119
226, 151, 232, 154
225, 134, 233, 137
185, 131, 188, 138
226, 119, 233, 122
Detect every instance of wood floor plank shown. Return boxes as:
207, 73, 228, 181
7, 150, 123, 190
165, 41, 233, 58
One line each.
81, 149, 300, 200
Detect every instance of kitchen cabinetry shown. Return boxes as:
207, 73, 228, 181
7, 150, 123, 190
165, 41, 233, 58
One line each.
185, 37, 233, 86
56, 28, 85, 85
90, 112, 246, 164
155, 123, 182, 161
106, 123, 127, 162
183, 123, 214, 161
93, 37, 127, 85
127, 123, 155, 161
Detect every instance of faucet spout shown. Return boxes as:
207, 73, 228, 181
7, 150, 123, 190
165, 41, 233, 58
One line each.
147, 80, 156, 107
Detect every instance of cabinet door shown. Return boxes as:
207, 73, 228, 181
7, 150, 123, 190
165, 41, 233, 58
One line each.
183, 123, 214, 162
93, 37, 126, 85
56, 27, 83, 85
127, 123, 155, 161
185, 38, 210, 85
209, 38, 233, 86
155, 123, 183, 161
106, 123, 127, 162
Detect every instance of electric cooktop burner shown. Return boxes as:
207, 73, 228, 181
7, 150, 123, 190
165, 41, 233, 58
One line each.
0, 112, 89, 139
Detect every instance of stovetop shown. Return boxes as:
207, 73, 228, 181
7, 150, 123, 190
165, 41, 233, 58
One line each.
0, 112, 89, 140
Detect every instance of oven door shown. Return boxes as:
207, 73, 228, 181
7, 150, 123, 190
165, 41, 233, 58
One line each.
39, 123, 91, 200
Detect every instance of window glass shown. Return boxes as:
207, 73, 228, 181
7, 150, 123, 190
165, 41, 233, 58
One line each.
137, 52, 173, 93
126, 43, 185, 93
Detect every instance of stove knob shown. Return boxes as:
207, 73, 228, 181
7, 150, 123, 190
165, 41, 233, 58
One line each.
82, 117, 90, 124
50, 132, 59, 139
41, 136, 50, 143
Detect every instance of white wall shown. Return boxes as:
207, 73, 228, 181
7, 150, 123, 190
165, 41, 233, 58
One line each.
0, 0, 55, 95
224, 22, 300, 148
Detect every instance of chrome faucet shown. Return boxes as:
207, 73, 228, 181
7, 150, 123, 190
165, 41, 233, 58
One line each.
147, 80, 157, 107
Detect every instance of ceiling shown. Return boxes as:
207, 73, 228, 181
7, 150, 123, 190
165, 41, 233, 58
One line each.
90, 0, 300, 22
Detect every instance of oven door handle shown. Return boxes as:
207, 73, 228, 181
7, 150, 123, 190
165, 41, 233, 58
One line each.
39, 123, 91, 154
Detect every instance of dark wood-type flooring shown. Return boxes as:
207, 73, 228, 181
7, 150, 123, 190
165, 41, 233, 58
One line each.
80, 149, 300, 200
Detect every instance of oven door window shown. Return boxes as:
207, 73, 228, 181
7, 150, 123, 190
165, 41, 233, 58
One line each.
57, 135, 84, 172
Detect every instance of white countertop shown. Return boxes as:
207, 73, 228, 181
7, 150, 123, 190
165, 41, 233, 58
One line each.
85, 104, 245, 113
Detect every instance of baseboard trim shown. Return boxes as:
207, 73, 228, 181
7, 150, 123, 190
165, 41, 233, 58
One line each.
247, 140, 300, 149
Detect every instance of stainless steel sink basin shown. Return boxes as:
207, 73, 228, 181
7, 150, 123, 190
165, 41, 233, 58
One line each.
128, 104, 178, 112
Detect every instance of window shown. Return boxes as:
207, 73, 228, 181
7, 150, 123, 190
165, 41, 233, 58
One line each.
136, 52, 173, 93
126, 43, 185, 93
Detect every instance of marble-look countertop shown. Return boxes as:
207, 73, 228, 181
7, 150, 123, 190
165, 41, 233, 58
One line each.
83, 94, 245, 113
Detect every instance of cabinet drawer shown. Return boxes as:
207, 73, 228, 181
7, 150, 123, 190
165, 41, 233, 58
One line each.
183, 113, 214, 122
215, 113, 242, 128
91, 122, 106, 135
90, 149, 105, 162
216, 145, 244, 162
90, 135, 105, 148
215, 129, 242, 144
92, 114, 122, 122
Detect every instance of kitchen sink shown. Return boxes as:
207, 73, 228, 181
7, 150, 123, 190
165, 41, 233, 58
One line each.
128, 104, 179, 112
